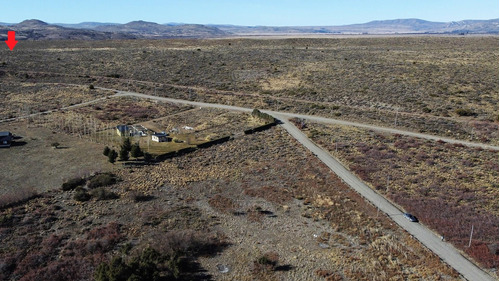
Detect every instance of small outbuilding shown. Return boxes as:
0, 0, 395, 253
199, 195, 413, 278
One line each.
152, 132, 172, 142
0, 131, 13, 148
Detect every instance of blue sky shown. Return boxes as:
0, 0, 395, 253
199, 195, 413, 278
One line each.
2, 0, 499, 26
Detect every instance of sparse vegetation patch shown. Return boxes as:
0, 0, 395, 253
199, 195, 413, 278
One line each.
300, 121, 499, 269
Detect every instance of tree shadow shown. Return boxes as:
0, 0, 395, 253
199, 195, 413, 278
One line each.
177, 259, 213, 281
10, 141, 27, 147
275, 264, 294, 272
123, 161, 159, 167
196, 240, 232, 259
260, 209, 277, 218
133, 195, 156, 202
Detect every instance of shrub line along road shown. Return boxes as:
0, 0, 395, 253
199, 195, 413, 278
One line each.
109, 89, 498, 151
1, 87, 496, 280
277, 117, 495, 281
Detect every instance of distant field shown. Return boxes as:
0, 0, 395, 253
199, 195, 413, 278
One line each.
1, 36, 497, 143
0, 82, 111, 120
0, 122, 116, 196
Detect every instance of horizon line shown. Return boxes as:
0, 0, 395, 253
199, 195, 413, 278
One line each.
2, 17, 499, 27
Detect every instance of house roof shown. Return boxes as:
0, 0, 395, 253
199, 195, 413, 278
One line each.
152, 132, 168, 137
0, 131, 12, 137
116, 125, 129, 132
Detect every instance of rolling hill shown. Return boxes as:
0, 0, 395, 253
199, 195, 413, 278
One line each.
95, 20, 228, 38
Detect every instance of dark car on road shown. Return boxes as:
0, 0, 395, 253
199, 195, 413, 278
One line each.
404, 213, 419, 222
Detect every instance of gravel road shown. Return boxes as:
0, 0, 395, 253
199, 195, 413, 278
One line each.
275, 115, 495, 281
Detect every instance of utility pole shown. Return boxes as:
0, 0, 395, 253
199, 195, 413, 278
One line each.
394, 108, 398, 127
468, 225, 474, 247
94, 117, 97, 143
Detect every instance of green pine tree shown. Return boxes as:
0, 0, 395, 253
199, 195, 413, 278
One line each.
103, 146, 111, 156
108, 149, 118, 164
130, 143, 143, 159
121, 137, 132, 152
143, 152, 153, 163
119, 147, 129, 161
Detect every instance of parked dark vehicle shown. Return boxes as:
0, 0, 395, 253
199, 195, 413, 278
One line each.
404, 213, 419, 222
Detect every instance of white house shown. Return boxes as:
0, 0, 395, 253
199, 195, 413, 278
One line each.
152, 132, 172, 142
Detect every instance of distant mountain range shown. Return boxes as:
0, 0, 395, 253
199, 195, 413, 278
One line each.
0, 19, 136, 40
0, 18, 497, 41
214, 18, 499, 35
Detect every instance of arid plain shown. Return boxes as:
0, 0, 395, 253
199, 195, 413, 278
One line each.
0, 36, 497, 280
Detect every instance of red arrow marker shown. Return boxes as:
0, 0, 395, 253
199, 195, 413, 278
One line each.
5, 31, 18, 51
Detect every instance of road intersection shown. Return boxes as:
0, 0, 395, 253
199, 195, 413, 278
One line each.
1, 87, 496, 280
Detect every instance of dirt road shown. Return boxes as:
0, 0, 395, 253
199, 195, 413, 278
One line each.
110, 89, 498, 151
269, 111, 498, 151
276, 116, 495, 281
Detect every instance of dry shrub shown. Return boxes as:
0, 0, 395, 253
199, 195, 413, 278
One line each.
208, 194, 239, 214
290, 117, 307, 129
315, 269, 343, 281
64, 222, 123, 256
252, 251, 280, 279
0, 187, 38, 208
61, 177, 86, 191
90, 187, 119, 200
466, 241, 499, 269
145, 229, 229, 258
18, 257, 92, 281
246, 205, 265, 223
244, 186, 292, 204
128, 190, 154, 202
87, 173, 117, 189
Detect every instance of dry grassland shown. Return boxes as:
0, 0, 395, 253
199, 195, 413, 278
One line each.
1, 36, 497, 143
0, 127, 461, 280
300, 121, 498, 269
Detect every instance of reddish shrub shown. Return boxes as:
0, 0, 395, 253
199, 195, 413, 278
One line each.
208, 195, 239, 213
252, 251, 280, 274
0, 187, 38, 208
14, 252, 48, 276
466, 242, 499, 269
41, 234, 64, 252
315, 269, 343, 281
87, 222, 121, 242
64, 222, 123, 256
18, 256, 93, 281
244, 186, 292, 204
